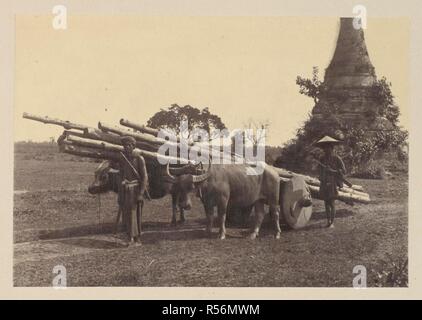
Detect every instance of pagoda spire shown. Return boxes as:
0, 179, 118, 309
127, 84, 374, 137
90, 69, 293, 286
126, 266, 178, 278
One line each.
311, 17, 392, 130
324, 17, 376, 88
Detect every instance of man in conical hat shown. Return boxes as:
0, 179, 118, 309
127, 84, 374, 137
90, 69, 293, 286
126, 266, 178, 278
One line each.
315, 135, 346, 228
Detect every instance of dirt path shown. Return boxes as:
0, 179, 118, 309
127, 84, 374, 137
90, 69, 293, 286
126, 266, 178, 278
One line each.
14, 225, 212, 264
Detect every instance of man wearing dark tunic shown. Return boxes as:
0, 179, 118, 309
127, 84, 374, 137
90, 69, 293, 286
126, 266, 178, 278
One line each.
119, 136, 148, 245
316, 136, 346, 228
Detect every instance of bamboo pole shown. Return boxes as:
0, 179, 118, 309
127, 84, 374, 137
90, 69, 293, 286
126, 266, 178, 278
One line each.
119, 118, 183, 144
23, 112, 89, 131
59, 143, 121, 161
98, 122, 166, 146
120, 118, 240, 160
98, 122, 234, 163
307, 184, 370, 204
60, 137, 208, 178
61, 134, 188, 165
279, 176, 370, 204
63, 130, 160, 153
98, 121, 191, 154
272, 166, 364, 192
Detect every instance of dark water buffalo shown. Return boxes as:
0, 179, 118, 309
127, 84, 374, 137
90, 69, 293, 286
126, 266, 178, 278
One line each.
163, 163, 282, 240
88, 160, 201, 226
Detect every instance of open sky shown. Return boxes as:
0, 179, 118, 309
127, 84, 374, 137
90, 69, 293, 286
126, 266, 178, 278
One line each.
14, 16, 409, 146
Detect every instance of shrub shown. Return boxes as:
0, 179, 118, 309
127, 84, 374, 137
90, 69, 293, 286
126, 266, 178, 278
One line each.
372, 255, 408, 287
351, 161, 386, 180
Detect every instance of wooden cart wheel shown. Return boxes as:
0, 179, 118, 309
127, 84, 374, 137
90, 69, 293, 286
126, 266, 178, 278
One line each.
281, 176, 313, 229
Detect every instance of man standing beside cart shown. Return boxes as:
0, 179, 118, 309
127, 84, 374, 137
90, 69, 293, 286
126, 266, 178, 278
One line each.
118, 136, 148, 245
315, 136, 347, 228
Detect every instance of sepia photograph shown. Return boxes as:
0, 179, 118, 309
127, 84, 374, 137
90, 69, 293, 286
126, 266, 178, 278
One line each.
2, 0, 418, 297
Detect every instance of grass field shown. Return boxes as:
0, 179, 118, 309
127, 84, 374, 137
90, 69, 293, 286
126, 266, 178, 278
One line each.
13, 142, 408, 287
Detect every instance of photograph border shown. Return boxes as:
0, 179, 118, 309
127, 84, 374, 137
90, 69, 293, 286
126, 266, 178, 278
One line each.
1, 0, 420, 299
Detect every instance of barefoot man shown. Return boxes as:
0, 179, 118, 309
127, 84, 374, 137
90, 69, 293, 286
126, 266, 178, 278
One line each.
315, 136, 346, 228
118, 136, 148, 245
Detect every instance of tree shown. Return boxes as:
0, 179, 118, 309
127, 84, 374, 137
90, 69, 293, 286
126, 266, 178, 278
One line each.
242, 118, 270, 148
229, 119, 270, 161
371, 77, 400, 124
296, 66, 326, 104
147, 104, 227, 142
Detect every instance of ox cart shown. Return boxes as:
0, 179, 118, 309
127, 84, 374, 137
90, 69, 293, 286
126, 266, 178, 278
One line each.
23, 113, 370, 231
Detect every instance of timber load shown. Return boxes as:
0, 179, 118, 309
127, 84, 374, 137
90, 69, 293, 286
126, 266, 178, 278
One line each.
23, 112, 371, 204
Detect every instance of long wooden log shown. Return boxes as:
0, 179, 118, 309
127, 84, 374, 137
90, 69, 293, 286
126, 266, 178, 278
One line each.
22, 113, 159, 149
98, 122, 167, 145
21, 113, 157, 149
98, 122, 197, 156
61, 134, 187, 165
59, 139, 198, 174
23, 112, 90, 131
308, 184, 370, 204
63, 130, 160, 153
119, 119, 184, 144
60, 143, 121, 161
120, 118, 240, 160
119, 119, 226, 154
98, 122, 234, 163
279, 177, 370, 204
272, 166, 364, 192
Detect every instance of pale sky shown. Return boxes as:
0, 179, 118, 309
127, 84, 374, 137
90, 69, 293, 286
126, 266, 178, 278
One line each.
14, 16, 409, 146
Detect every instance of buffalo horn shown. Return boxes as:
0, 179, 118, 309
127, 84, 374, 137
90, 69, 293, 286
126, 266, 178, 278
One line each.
163, 163, 176, 183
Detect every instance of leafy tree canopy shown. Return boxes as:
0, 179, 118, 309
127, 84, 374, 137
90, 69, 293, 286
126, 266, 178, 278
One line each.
147, 104, 227, 141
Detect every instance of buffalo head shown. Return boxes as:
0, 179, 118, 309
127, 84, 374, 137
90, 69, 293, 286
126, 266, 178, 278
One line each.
161, 162, 211, 209
88, 160, 120, 194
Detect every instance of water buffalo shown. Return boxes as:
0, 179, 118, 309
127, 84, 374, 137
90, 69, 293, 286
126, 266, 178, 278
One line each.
88, 160, 201, 226
163, 162, 282, 240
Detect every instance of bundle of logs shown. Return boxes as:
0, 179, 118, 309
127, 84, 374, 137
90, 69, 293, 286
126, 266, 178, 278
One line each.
22, 112, 370, 204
